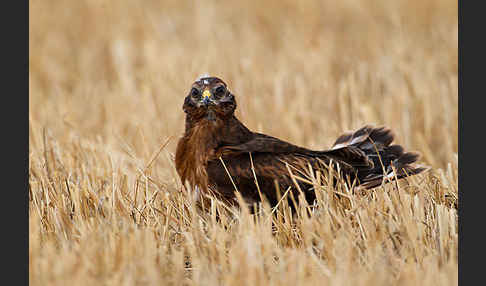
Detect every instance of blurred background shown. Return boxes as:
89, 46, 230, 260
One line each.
29, 0, 457, 180
29, 1, 458, 284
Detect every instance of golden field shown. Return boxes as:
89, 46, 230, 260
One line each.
29, 0, 458, 285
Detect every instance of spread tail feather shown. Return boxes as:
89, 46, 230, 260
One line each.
330, 125, 429, 189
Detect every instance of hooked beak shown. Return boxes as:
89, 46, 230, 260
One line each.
202, 90, 212, 106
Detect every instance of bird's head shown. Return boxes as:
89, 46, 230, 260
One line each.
183, 76, 236, 121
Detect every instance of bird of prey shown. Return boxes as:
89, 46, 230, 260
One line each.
175, 76, 428, 208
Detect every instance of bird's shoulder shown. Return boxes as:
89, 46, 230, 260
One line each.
215, 132, 310, 157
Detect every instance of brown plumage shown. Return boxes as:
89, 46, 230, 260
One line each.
175, 76, 428, 208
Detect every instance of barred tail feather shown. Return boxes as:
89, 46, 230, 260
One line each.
330, 125, 429, 190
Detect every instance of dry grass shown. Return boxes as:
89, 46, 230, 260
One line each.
29, 0, 458, 285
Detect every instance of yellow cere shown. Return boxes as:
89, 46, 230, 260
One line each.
202, 89, 211, 98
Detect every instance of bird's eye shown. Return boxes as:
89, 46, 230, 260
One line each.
191, 88, 200, 98
213, 86, 226, 98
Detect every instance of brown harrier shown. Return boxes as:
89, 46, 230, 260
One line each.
175, 76, 427, 208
